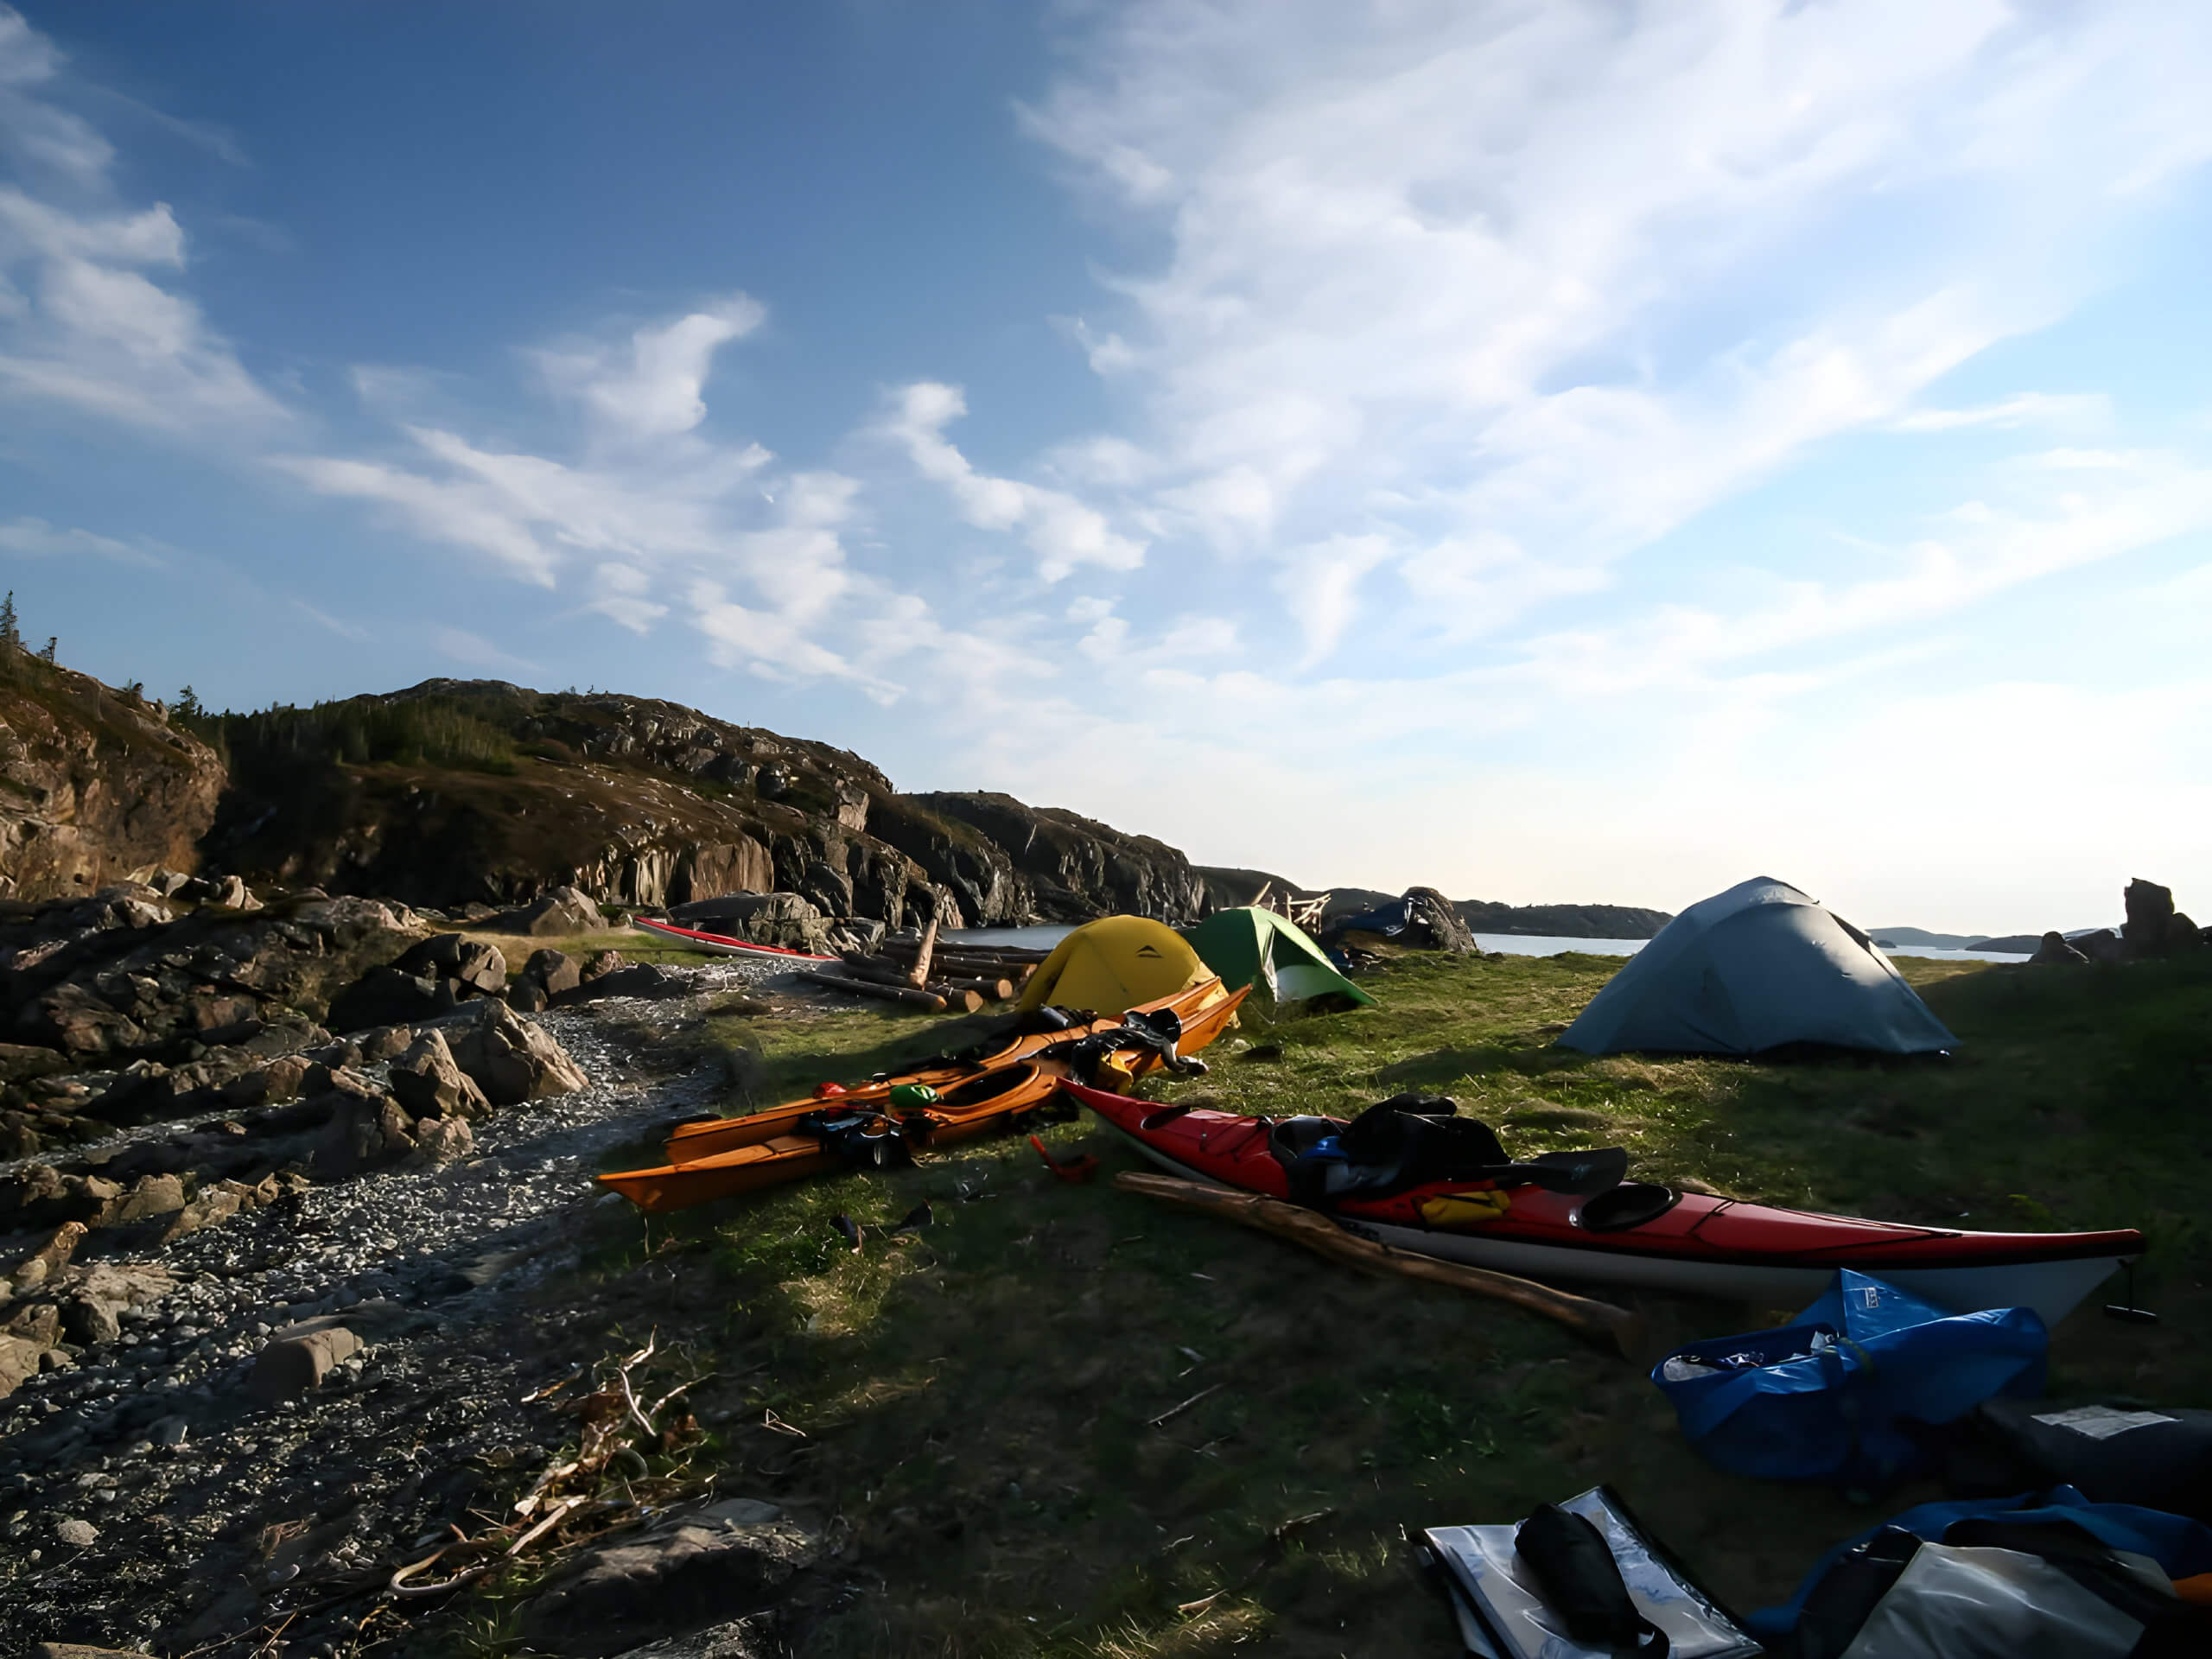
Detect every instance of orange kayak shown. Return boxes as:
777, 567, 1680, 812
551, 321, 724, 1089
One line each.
658, 978, 1237, 1165
598, 1060, 1069, 1212
598, 981, 1248, 1214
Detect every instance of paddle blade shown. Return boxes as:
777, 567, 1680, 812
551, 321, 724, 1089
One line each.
1516, 1147, 1630, 1196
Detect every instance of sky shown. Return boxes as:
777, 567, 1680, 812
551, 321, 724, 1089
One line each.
3, 1, 2210, 935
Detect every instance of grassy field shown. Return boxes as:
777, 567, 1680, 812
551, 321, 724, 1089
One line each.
513, 948, 2210, 1656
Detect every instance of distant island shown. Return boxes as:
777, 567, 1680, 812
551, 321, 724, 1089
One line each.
1197, 868, 1673, 939
1870, 925, 2042, 954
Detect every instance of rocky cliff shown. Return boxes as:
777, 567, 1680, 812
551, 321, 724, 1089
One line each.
197, 681, 1207, 929
0, 657, 226, 902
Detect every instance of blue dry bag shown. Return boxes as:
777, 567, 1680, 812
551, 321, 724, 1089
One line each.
1651, 1270, 2048, 1488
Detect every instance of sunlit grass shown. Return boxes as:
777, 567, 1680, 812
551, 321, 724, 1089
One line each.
517, 948, 2212, 1656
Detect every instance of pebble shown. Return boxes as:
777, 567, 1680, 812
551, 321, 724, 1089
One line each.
55, 1516, 98, 1547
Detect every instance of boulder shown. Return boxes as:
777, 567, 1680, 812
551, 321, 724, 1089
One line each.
449, 999, 588, 1106
2167, 913, 2203, 953
6, 1220, 87, 1291
2029, 931, 2090, 965
106, 1173, 187, 1225
509, 978, 550, 1013
358, 1023, 417, 1063
0, 1166, 121, 1229
0, 1042, 73, 1083
486, 886, 605, 937
2122, 878, 2177, 957
394, 933, 507, 995
313, 1092, 418, 1177
524, 948, 582, 998
1325, 886, 1481, 954
389, 1030, 493, 1121
514, 1499, 816, 1658
326, 964, 447, 1033
2072, 928, 2126, 964
666, 892, 830, 955
246, 1319, 362, 1404
0, 1333, 43, 1399
410, 1113, 474, 1166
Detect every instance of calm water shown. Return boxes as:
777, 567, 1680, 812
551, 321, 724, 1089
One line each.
953, 924, 2031, 964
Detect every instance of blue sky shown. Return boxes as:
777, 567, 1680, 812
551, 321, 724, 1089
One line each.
3, 2, 2210, 932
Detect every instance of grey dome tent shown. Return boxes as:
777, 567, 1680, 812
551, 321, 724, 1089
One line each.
1556, 877, 1958, 1056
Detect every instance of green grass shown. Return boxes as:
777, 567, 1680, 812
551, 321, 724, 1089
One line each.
516, 950, 2211, 1657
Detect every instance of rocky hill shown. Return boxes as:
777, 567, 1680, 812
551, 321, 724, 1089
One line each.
0, 656, 226, 903
194, 680, 1206, 930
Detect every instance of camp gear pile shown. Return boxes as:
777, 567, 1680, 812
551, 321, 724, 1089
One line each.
1423, 1486, 1760, 1658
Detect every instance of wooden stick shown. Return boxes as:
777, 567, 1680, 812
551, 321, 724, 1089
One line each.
908, 917, 938, 988
1112, 1172, 1645, 1358
798, 969, 946, 1012
926, 985, 986, 1014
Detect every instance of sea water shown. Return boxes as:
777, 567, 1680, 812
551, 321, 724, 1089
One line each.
952, 924, 2030, 964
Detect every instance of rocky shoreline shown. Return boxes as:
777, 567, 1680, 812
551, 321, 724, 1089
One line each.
0, 873, 860, 1658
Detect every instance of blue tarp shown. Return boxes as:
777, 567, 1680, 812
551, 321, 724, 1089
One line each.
1653, 1270, 2047, 1488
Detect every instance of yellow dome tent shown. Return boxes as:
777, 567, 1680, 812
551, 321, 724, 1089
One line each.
1017, 915, 1211, 1015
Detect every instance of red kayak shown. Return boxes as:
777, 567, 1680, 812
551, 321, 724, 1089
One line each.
631, 915, 839, 963
1065, 1083, 2142, 1326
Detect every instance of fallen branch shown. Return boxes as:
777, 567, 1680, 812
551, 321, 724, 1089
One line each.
798, 969, 947, 1012
1113, 1172, 1645, 1357
1147, 1382, 1223, 1427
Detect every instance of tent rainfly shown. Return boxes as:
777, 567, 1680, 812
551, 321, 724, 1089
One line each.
1017, 915, 1212, 1017
1181, 906, 1376, 1008
1555, 877, 1958, 1057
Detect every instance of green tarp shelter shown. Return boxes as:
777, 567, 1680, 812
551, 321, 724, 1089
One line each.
1181, 906, 1376, 1008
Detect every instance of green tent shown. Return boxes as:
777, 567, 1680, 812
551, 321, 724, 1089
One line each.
1180, 906, 1376, 1008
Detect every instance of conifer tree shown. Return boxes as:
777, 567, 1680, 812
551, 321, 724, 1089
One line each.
0, 591, 19, 651
40, 638, 55, 664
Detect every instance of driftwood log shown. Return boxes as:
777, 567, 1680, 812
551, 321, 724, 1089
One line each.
1113, 1172, 1645, 1357
934, 974, 1015, 1001
906, 917, 939, 989
798, 970, 945, 1012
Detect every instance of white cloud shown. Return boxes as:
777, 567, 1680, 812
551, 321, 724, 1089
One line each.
434, 626, 539, 677
0, 513, 162, 567
588, 562, 667, 634
880, 381, 1147, 580
1274, 532, 1390, 664
536, 293, 766, 441
292, 599, 371, 642
1891, 393, 2113, 435
1020, 0, 2212, 626
0, 29, 286, 436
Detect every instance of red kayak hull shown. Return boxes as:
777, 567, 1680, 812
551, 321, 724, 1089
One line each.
1065, 1083, 2142, 1325
631, 915, 839, 963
